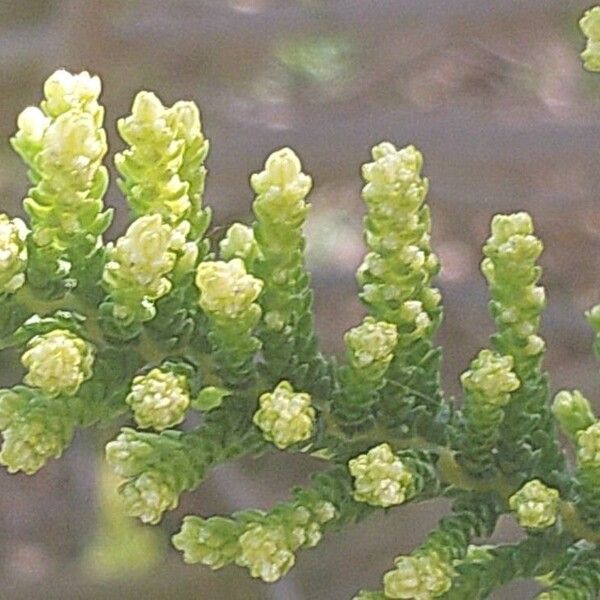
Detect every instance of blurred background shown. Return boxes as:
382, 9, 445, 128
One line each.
1, 1, 599, 598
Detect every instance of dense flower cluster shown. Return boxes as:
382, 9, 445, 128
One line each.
508, 479, 560, 530
21, 329, 94, 396
348, 443, 414, 507
126, 368, 190, 431
252, 380, 315, 449
1, 15, 600, 596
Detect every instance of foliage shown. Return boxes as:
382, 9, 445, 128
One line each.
1, 9, 600, 598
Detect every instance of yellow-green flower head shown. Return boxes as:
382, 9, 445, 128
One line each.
115, 91, 210, 225
383, 553, 454, 600
509, 479, 560, 530
580, 6, 600, 72
126, 369, 190, 431
104, 215, 188, 314
172, 516, 242, 569
0, 214, 28, 294
21, 329, 94, 396
552, 390, 595, 440
345, 317, 398, 371
195, 258, 263, 319
42, 69, 102, 121
236, 522, 295, 582
483, 213, 542, 269
120, 471, 179, 524
39, 111, 107, 188
460, 350, 520, 406
362, 142, 427, 209
0, 418, 70, 475
348, 443, 414, 508
119, 91, 185, 174
219, 223, 259, 263
251, 148, 312, 205
253, 381, 315, 449
577, 422, 600, 466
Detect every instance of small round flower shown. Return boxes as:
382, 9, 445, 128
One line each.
383, 553, 454, 600
236, 522, 295, 582
119, 470, 179, 524
348, 443, 414, 508
345, 317, 398, 372
126, 368, 190, 431
253, 381, 315, 449
195, 258, 263, 319
577, 422, 600, 467
460, 349, 520, 405
0, 214, 28, 294
21, 329, 94, 396
509, 479, 560, 530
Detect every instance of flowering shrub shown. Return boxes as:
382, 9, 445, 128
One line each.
2, 9, 600, 598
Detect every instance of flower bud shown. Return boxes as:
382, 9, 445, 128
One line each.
21, 329, 94, 396
253, 381, 315, 449
552, 390, 595, 440
219, 223, 259, 263
509, 479, 560, 530
172, 516, 242, 569
348, 443, 414, 508
42, 69, 102, 119
0, 418, 72, 474
0, 214, 28, 294
577, 422, 600, 467
460, 349, 520, 406
119, 470, 179, 524
195, 258, 263, 319
104, 215, 189, 320
362, 140, 425, 202
250, 147, 312, 209
581, 6, 600, 71
105, 431, 155, 478
236, 522, 295, 582
16, 106, 50, 144
345, 317, 398, 373
39, 112, 105, 183
127, 369, 190, 431
383, 553, 453, 599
